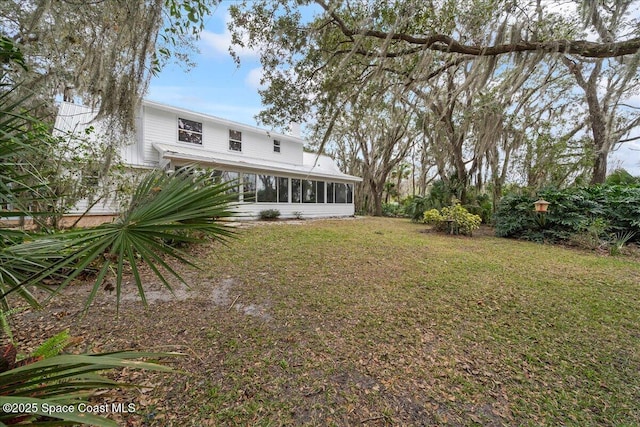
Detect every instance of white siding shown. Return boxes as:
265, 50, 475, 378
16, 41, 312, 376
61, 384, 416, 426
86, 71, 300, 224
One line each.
54, 101, 143, 167
55, 102, 97, 133
69, 196, 119, 215
233, 203, 354, 220
55, 100, 361, 219
141, 105, 174, 165
54, 102, 142, 215
141, 103, 304, 167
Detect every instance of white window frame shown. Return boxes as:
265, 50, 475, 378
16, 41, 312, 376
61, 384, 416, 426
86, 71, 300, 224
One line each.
178, 118, 203, 145
229, 129, 242, 152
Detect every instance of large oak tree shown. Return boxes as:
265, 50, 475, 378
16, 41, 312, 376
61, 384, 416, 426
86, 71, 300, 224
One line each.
229, 0, 640, 190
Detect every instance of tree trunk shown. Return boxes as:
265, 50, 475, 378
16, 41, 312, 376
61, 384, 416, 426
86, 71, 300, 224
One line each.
585, 63, 609, 184
372, 184, 383, 216
563, 58, 609, 184
591, 151, 608, 184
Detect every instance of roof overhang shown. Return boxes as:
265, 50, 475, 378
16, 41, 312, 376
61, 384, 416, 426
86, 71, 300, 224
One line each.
153, 143, 362, 183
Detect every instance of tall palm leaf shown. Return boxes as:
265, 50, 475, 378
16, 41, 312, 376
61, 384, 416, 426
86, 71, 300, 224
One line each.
0, 77, 61, 311
0, 81, 53, 219
0, 42, 234, 427
0, 351, 178, 426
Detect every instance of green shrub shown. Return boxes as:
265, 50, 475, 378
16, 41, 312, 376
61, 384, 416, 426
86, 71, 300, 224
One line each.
494, 184, 640, 244
259, 209, 281, 220
382, 202, 404, 217
610, 230, 637, 255
606, 168, 640, 185
569, 218, 610, 250
423, 204, 481, 236
464, 193, 493, 224
404, 196, 431, 221
423, 209, 443, 224
441, 203, 482, 236
406, 182, 493, 223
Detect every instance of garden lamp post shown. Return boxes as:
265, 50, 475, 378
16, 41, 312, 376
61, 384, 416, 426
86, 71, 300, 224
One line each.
534, 199, 550, 213
533, 198, 550, 228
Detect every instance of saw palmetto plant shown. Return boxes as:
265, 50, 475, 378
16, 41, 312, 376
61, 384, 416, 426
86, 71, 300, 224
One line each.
1, 59, 238, 423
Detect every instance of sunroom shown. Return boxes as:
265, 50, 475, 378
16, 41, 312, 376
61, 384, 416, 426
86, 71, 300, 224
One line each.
153, 143, 361, 219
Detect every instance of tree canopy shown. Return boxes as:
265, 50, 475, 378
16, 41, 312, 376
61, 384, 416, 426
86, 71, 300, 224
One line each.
1, 0, 215, 129
229, 0, 640, 213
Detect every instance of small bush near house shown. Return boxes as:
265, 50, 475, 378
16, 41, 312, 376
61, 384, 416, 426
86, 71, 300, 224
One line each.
259, 209, 281, 220
292, 211, 303, 220
423, 203, 482, 236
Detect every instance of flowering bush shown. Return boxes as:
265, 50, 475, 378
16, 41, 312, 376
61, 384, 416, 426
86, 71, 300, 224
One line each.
423, 209, 443, 224
423, 203, 482, 236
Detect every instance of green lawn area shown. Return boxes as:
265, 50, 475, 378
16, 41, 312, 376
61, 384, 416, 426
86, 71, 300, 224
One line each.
22, 217, 639, 426
176, 217, 639, 426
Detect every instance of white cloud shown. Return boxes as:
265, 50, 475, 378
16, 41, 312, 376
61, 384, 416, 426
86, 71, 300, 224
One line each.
199, 14, 261, 59
245, 67, 265, 90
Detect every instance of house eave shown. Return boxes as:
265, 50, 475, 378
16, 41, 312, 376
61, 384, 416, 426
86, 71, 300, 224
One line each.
152, 143, 362, 183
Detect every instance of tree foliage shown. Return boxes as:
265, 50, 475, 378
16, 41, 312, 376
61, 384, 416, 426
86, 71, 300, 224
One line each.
1, 0, 215, 130
229, 0, 640, 207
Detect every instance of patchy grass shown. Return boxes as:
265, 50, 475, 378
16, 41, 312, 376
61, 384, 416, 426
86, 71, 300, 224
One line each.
13, 217, 640, 426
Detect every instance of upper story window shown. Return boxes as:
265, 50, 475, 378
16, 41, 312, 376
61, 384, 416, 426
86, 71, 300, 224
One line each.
229, 130, 242, 151
178, 118, 202, 144
273, 139, 281, 153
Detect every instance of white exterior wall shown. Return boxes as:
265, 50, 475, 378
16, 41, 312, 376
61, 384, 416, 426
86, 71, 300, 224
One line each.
233, 203, 354, 219
55, 102, 143, 167
55, 100, 360, 219
140, 105, 171, 165
70, 197, 119, 215
141, 103, 304, 167
55, 102, 141, 215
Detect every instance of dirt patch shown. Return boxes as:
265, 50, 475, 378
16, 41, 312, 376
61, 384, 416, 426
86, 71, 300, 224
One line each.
237, 303, 272, 321
210, 277, 237, 305
121, 282, 192, 303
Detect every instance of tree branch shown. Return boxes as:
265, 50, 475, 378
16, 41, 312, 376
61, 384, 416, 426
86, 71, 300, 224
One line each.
315, 0, 640, 59
618, 134, 640, 144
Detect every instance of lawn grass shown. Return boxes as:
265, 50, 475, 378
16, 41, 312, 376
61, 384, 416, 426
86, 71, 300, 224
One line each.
168, 217, 639, 426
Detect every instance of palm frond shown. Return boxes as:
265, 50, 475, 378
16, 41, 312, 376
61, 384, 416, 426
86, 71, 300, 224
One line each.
5, 167, 238, 312
0, 351, 179, 426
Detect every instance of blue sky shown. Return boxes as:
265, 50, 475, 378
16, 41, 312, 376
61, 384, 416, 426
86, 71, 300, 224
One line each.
147, 3, 640, 176
147, 3, 264, 127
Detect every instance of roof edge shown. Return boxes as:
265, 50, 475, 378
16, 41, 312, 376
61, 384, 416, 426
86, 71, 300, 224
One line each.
153, 142, 362, 182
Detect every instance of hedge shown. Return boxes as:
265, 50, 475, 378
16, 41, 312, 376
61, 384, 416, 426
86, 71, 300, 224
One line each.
494, 185, 640, 243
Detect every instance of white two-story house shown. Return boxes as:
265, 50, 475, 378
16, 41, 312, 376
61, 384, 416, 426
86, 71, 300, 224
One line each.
55, 100, 361, 220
